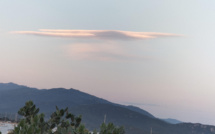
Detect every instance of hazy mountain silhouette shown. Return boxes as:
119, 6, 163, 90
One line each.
162, 118, 182, 124
0, 82, 215, 134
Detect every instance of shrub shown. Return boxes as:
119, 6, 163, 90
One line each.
9, 100, 124, 134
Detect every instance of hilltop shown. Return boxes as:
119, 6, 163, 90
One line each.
0, 82, 214, 134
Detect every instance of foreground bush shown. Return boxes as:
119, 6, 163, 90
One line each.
8, 101, 124, 134
100, 123, 125, 134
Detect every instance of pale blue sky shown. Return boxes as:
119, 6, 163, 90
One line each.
1, 0, 215, 125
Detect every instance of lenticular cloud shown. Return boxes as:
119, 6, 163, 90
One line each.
12, 29, 182, 40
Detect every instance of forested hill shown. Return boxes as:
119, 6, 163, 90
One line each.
0, 82, 215, 134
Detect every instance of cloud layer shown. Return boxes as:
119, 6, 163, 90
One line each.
64, 43, 146, 61
11, 29, 182, 61
12, 29, 182, 40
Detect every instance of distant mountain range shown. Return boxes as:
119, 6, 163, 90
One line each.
161, 118, 182, 124
0, 82, 215, 134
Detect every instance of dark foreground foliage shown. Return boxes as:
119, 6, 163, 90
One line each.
6, 101, 124, 134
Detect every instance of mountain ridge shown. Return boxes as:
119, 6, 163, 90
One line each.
0, 82, 214, 134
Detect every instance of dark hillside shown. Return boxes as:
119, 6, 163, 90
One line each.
0, 83, 215, 134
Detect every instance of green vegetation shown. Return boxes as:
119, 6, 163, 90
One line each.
6, 101, 124, 134
99, 123, 125, 134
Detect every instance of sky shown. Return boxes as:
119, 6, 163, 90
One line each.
1, 0, 215, 125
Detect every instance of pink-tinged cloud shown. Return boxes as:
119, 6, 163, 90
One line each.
12, 29, 182, 40
64, 43, 147, 61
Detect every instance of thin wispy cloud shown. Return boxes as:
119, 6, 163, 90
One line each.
11, 29, 182, 61
64, 43, 147, 61
12, 29, 182, 40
